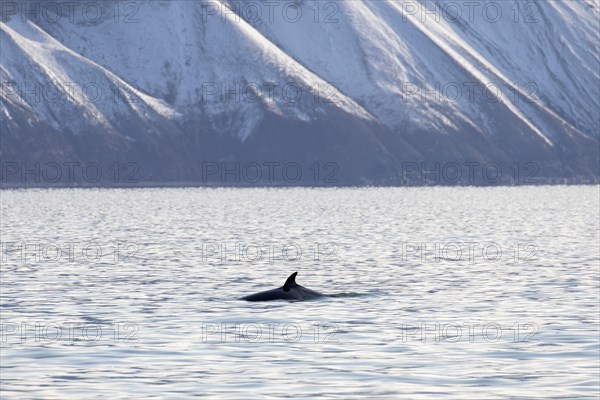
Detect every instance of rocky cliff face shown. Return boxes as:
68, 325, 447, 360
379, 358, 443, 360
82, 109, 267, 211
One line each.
1, 0, 598, 186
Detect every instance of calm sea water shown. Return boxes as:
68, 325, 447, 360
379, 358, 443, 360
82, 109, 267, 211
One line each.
1, 186, 599, 399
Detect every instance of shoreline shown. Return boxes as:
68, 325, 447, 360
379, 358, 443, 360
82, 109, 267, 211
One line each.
1, 179, 598, 190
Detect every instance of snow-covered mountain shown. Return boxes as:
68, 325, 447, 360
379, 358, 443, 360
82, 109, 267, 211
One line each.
1, 0, 598, 185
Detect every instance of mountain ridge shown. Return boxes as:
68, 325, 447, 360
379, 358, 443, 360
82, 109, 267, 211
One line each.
1, 0, 598, 186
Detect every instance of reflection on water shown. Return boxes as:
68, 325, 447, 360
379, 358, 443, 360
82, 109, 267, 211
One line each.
1, 186, 599, 398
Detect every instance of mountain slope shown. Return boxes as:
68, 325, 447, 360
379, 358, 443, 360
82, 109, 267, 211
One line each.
1, 0, 598, 185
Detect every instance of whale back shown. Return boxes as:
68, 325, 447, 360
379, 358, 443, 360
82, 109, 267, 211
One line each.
241, 272, 323, 301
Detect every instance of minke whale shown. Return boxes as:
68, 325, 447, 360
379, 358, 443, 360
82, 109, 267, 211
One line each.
241, 272, 323, 302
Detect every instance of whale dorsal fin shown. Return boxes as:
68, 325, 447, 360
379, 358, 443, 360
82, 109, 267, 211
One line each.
283, 272, 298, 292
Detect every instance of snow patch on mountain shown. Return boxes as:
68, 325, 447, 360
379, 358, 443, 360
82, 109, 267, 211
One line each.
1, 0, 598, 161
